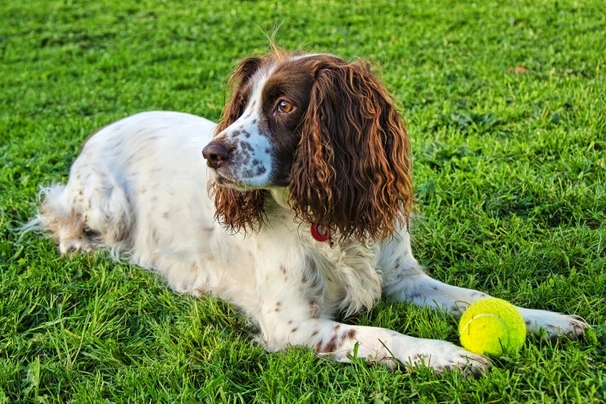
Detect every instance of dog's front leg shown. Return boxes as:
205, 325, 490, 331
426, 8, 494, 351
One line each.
379, 234, 588, 339
252, 261, 488, 374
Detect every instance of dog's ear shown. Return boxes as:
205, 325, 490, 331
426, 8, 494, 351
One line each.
289, 58, 414, 241
209, 56, 269, 234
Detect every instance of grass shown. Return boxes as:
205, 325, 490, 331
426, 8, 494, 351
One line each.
1, 0, 605, 402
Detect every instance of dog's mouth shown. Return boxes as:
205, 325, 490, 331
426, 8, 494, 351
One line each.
211, 171, 237, 187
210, 170, 253, 191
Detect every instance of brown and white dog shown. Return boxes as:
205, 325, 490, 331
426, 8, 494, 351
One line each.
29, 51, 587, 374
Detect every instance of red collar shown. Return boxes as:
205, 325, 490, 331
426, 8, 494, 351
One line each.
310, 223, 330, 242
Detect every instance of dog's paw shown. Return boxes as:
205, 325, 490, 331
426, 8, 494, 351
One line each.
402, 339, 490, 376
518, 308, 589, 339
58, 238, 95, 254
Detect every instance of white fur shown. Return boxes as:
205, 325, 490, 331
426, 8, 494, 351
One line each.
213, 65, 276, 187
29, 110, 588, 374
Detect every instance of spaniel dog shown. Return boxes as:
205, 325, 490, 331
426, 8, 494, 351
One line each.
29, 51, 587, 374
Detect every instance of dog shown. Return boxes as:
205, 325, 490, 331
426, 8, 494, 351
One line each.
29, 50, 587, 374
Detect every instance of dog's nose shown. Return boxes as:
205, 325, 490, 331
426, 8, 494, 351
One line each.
202, 141, 230, 169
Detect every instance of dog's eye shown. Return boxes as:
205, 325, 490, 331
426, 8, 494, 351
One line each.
276, 100, 295, 114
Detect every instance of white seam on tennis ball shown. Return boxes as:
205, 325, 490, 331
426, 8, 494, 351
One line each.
460, 313, 510, 345
460, 313, 509, 352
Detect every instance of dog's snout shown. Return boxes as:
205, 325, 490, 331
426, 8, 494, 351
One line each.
202, 141, 230, 169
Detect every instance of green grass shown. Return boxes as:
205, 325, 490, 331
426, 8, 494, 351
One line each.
1, 0, 605, 402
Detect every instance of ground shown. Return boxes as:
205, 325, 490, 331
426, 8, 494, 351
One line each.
1, 0, 605, 402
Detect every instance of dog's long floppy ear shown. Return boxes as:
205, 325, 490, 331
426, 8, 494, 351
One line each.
289, 58, 414, 241
209, 56, 269, 233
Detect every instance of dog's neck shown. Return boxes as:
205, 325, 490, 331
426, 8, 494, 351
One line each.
269, 187, 331, 242
269, 187, 291, 210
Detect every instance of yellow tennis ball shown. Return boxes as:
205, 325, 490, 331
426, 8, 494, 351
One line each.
459, 298, 527, 357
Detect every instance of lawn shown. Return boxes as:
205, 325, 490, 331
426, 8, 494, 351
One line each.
1, 0, 605, 402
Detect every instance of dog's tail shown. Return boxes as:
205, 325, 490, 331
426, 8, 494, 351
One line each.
24, 181, 133, 256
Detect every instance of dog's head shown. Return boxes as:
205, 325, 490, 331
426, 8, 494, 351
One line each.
203, 51, 413, 241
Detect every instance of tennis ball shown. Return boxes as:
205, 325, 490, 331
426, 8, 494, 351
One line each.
459, 298, 526, 357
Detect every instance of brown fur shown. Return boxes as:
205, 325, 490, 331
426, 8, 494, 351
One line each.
290, 56, 413, 241
210, 51, 414, 241
208, 56, 271, 233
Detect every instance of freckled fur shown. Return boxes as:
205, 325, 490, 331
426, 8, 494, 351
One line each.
26, 51, 588, 375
